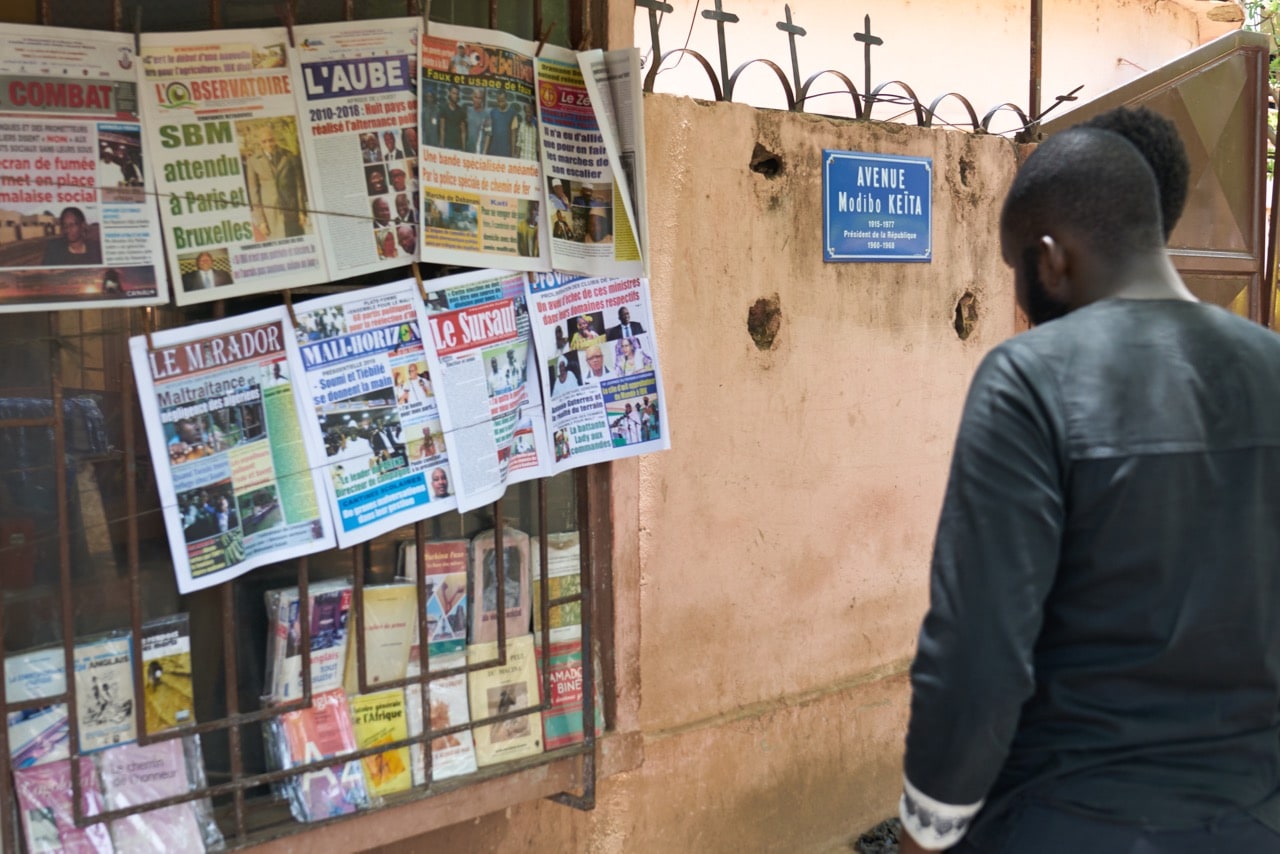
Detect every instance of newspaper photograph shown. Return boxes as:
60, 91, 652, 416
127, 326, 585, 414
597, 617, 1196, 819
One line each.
291, 18, 422, 278
0, 23, 168, 313
527, 272, 669, 471
129, 306, 335, 593
578, 47, 648, 270
140, 27, 328, 306
287, 279, 457, 547
417, 24, 549, 271
536, 44, 642, 278
421, 268, 551, 513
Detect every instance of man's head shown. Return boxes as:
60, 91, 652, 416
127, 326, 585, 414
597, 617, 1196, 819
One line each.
496, 91, 508, 111
176, 418, 203, 444
618, 307, 630, 325
408, 363, 419, 380
397, 224, 416, 255
402, 126, 418, 151
471, 89, 485, 109
490, 357, 499, 372
395, 193, 412, 221
257, 126, 277, 157
372, 198, 391, 225
196, 252, 214, 271
431, 466, 449, 498
368, 168, 387, 194
383, 130, 397, 150
448, 85, 460, 106
585, 345, 604, 376
59, 207, 86, 246
389, 168, 407, 192
999, 126, 1165, 326
1082, 106, 1188, 240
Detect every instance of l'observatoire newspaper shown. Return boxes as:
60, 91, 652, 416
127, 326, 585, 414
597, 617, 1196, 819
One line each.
290, 18, 422, 277
140, 28, 329, 306
130, 307, 335, 593
288, 279, 458, 548
0, 23, 168, 313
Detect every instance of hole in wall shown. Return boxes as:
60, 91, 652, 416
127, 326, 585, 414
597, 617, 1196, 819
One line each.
958, 155, 974, 188
748, 294, 782, 350
954, 291, 979, 340
750, 143, 783, 178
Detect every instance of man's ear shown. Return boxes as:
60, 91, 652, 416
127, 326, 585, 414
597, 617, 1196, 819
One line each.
1037, 235, 1071, 303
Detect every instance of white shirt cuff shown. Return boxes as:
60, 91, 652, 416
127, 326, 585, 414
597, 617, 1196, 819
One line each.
898, 776, 983, 851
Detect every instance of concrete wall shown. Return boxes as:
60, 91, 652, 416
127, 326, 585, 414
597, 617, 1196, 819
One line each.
638, 0, 1240, 131
375, 95, 1018, 852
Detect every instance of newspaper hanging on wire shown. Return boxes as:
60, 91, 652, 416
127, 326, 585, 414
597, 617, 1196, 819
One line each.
0, 23, 168, 313
417, 24, 550, 271
527, 272, 669, 470
287, 279, 457, 547
140, 28, 329, 305
290, 18, 422, 277
536, 43, 642, 277
129, 307, 335, 593
421, 269, 551, 512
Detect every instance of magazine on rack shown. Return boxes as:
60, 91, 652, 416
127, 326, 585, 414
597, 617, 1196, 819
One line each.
405, 650, 476, 784
13, 757, 113, 853
273, 688, 371, 822
532, 532, 582, 642
6, 646, 69, 769
265, 578, 352, 705
399, 538, 468, 658
99, 738, 206, 852
469, 527, 532, 645
141, 615, 194, 734
350, 689, 412, 797
343, 583, 417, 695
73, 633, 136, 753
467, 634, 542, 767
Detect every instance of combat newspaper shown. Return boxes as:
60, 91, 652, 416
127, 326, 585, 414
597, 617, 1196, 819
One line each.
288, 279, 458, 547
0, 23, 168, 313
528, 273, 669, 470
422, 269, 551, 512
537, 44, 642, 277
129, 307, 335, 593
290, 18, 422, 277
417, 24, 549, 271
140, 28, 329, 305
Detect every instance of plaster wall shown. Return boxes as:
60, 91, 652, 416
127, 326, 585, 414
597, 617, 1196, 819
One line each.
636, 0, 1238, 130
378, 95, 1019, 852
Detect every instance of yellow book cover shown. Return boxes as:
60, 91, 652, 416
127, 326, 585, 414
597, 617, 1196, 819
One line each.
343, 584, 417, 696
467, 634, 543, 767
350, 689, 412, 797
141, 614, 194, 734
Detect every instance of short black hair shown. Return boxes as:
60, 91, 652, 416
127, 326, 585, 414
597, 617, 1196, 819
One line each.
1082, 106, 1189, 239
1001, 127, 1165, 262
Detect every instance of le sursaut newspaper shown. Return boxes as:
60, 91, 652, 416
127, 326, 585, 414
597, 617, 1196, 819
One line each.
288, 279, 458, 547
140, 27, 329, 306
527, 272, 669, 470
0, 23, 168, 313
536, 43, 642, 278
130, 306, 335, 593
422, 268, 551, 512
417, 23, 549, 271
290, 18, 422, 277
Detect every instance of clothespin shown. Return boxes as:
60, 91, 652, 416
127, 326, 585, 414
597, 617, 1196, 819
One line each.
412, 262, 428, 301
421, 0, 431, 39
133, 6, 142, 56
534, 22, 556, 57
283, 289, 299, 327
276, 1, 296, 48
143, 305, 156, 350
577, 2, 592, 51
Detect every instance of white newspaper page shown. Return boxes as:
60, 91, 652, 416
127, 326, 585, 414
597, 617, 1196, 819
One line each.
129, 306, 335, 593
528, 273, 669, 471
0, 24, 168, 313
421, 269, 551, 512
537, 44, 642, 277
140, 28, 329, 305
291, 18, 422, 277
578, 47, 648, 270
288, 279, 457, 547
417, 24, 549, 272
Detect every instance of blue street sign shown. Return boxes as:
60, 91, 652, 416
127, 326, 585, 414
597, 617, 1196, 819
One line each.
823, 150, 932, 262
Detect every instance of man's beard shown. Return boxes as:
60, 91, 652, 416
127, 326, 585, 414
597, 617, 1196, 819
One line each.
1021, 247, 1069, 326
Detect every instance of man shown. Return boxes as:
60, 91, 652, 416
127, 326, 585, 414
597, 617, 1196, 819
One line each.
516, 202, 538, 257
899, 124, 1280, 852
395, 193, 416, 224
465, 88, 489, 154
371, 198, 392, 229
552, 209, 572, 240
42, 207, 102, 266
399, 362, 431, 405
389, 168, 408, 193
451, 43, 475, 75
401, 126, 418, 157
360, 132, 381, 163
381, 130, 402, 161
430, 466, 450, 499
396, 224, 417, 257
487, 356, 506, 394
247, 124, 308, 241
438, 85, 467, 151
605, 306, 645, 341
515, 101, 538, 161
366, 166, 387, 195
1084, 105, 1189, 241
182, 251, 232, 292
485, 91, 518, 158
580, 344, 609, 384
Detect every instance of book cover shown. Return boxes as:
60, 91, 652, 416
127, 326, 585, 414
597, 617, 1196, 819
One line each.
535, 639, 605, 750
342, 584, 416, 695
5, 646, 69, 768
531, 532, 582, 642
263, 588, 286, 705
278, 688, 368, 822
469, 529, 532, 645
13, 757, 114, 853
99, 739, 204, 853
273, 579, 352, 703
141, 615, 194, 734
405, 651, 476, 785
400, 539, 469, 659
350, 689, 412, 797
467, 634, 543, 767
73, 634, 136, 752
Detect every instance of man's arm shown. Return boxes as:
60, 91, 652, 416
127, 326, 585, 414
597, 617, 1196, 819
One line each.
901, 344, 1065, 850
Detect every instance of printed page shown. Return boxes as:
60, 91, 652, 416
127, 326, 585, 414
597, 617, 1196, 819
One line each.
287, 278, 457, 547
0, 23, 168, 312
418, 24, 549, 271
291, 18, 422, 277
140, 28, 329, 305
129, 306, 335, 593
